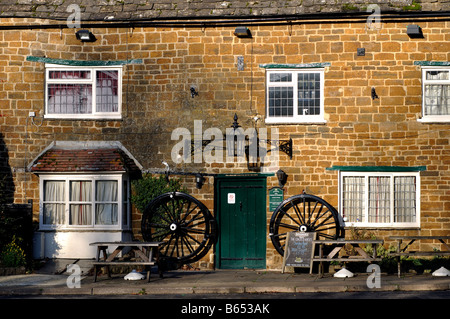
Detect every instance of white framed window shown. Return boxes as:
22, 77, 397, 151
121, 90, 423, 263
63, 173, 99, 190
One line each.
39, 174, 130, 230
339, 171, 420, 228
45, 64, 122, 119
265, 69, 325, 124
419, 67, 450, 123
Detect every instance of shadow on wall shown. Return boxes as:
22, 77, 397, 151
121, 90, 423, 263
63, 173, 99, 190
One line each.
0, 134, 37, 261
0, 133, 14, 206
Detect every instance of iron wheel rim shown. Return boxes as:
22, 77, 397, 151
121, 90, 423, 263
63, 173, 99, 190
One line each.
269, 193, 341, 256
141, 192, 217, 266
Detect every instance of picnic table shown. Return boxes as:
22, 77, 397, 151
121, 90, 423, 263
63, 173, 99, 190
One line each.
90, 241, 163, 282
389, 236, 450, 277
313, 239, 384, 276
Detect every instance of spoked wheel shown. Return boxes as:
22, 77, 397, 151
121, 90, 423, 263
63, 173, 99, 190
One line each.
141, 192, 217, 268
269, 193, 342, 256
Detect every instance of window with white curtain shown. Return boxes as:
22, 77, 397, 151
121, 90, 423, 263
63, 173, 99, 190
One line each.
43, 181, 65, 225
40, 175, 129, 230
420, 67, 450, 122
45, 65, 122, 119
340, 172, 420, 228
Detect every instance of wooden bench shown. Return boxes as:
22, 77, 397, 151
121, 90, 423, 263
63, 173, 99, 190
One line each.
313, 239, 384, 276
90, 241, 163, 282
389, 236, 450, 277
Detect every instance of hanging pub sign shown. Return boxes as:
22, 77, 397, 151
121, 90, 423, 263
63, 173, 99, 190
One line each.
269, 187, 284, 211
282, 231, 316, 273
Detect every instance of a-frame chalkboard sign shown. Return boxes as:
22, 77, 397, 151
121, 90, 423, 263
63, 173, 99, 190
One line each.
282, 231, 316, 273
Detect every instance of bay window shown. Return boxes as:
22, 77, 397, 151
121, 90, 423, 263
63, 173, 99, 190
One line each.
40, 175, 129, 230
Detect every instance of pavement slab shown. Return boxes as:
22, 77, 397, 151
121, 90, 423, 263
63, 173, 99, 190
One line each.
0, 269, 448, 296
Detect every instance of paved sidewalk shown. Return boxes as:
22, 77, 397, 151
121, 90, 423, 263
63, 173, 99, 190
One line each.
0, 269, 449, 296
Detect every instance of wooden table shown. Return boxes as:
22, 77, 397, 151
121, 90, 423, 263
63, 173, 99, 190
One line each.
90, 241, 163, 282
389, 236, 450, 277
313, 240, 384, 276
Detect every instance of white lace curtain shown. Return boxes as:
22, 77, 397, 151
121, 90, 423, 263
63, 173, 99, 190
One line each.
342, 176, 365, 223
47, 70, 118, 114
95, 181, 118, 225
47, 84, 93, 114
394, 176, 416, 223
70, 181, 92, 225
424, 85, 450, 115
368, 177, 390, 223
424, 71, 450, 116
43, 181, 65, 225
43, 180, 118, 226
96, 71, 119, 113
342, 175, 416, 224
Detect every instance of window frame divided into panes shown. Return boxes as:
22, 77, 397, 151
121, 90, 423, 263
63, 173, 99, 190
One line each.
419, 66, 450, 123
265, 68, 326, 124
39, 174, 130, 231
339, 171, 421, 228
44, 64, 122, 120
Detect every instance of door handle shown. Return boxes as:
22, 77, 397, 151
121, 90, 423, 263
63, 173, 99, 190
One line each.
240, 201, 243, 211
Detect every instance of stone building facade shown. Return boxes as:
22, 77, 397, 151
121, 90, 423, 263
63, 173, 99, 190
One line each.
0, 0, 449, 269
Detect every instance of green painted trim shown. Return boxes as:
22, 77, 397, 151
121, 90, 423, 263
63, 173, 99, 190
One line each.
259, 62, 331, 69
26, 56, 143, 66
326, 166, 426, 172
215, 172, 275, 178
414, 61, 450, 67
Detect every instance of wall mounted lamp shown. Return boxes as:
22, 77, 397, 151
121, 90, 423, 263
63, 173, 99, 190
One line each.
276, 169, 288, 188
371, 87, 379, 100
406, 25, 423, 38
75, 30, 96, 42
189, 114, 293, 169
234, 26, 252, 38
190, 86, 199, 98
226, 113, 244, 157
195, 173, 205, 189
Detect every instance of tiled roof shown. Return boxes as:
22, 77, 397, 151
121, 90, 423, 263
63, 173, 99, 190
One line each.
30, 148, 141, 173
0, 0, 448, 21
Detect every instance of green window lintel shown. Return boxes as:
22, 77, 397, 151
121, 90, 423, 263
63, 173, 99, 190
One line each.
259, 62, 331, 69
414, 61, 450, 67
216, 172, 275, 178
326, 166, 426, 172
26, 56, 143, 66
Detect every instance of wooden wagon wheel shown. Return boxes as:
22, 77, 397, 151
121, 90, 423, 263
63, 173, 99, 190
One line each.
269, 193, 343, 256
141, 192, 217, 267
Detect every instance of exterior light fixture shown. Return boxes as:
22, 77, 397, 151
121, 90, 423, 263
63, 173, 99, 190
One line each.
190, 114, 293, 163
75, 30, 96, 42
371, 87, 379, 100
276, 169, 288, 188
226, 113, 244, 157
234, 26, 252, 38
190, 86, 199, 98
406, 25, 423, 38
245, 132, 266, 170
195, 173, 205, 189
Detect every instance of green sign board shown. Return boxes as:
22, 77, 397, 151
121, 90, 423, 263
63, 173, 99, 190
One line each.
269, 187, 284, 211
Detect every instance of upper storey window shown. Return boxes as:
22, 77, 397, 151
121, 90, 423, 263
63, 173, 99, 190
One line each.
45, 65, 122, 119
262, 65, 327, 124
419, 66, 450, 123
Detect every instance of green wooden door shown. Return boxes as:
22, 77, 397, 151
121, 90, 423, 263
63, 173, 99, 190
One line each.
215, 176, 266, 269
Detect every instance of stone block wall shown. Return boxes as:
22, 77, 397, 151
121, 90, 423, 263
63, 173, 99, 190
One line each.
0, 17, 449, 268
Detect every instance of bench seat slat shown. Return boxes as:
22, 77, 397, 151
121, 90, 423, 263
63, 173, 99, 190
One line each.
93, 262, 156, 266
313, 258, 382, 262
389, 251, 450, 257
313, 240, 383, 244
